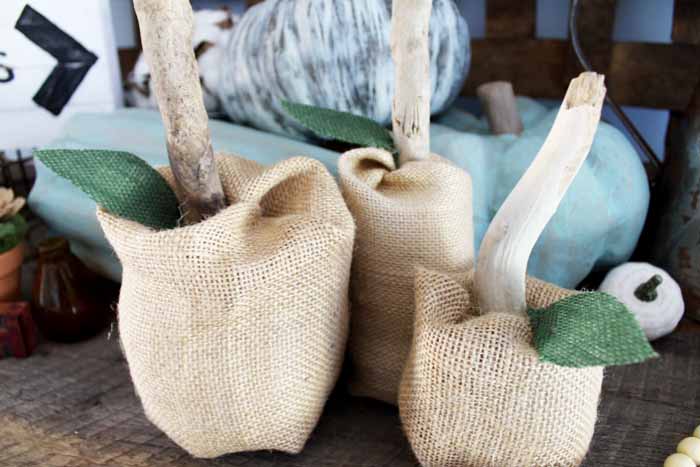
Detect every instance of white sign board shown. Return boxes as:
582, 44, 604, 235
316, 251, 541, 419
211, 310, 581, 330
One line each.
0, 1, 123, 148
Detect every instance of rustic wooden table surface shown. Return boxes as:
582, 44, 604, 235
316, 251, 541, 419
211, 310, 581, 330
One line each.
1, 319, 699, 467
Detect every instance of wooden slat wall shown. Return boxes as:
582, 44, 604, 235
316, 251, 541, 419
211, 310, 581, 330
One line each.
572, 0, 616, 73
246, 1, 699, 110
609, 42, 700, 110
485, 0, 535, 38
464, 39, 570, 99
673, 0, 700, 45
141, 0, 698, 111
463, 0, 700, 111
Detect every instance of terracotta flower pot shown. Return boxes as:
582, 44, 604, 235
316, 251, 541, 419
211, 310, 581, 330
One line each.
0, 243, 23, 301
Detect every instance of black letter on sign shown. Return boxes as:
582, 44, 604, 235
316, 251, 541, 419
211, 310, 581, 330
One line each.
0, 52, 14, 83
14, 5, 98, 115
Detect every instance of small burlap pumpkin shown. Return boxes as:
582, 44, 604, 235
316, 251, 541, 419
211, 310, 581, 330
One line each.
399, 269, 603, 467
339, 148, 473, 404
98, 154, 355, 458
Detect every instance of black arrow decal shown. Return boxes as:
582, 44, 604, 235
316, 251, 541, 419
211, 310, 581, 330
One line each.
15, 5, 98, 116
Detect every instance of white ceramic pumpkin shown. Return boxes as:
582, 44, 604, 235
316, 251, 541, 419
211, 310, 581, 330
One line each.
599, 262, 684, 341
219, 0, 470, 137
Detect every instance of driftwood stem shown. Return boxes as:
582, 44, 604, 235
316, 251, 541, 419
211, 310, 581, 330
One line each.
134, 0, 226, 223
475, 72, 606, 316
477, 81, 524, 135
391, 0, 432, 166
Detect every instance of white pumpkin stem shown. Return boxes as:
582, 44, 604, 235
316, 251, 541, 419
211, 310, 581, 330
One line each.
477, 81, 524, 135
475, 72, 606, 316
134, 0, 226, 223
391, 0, 432, 165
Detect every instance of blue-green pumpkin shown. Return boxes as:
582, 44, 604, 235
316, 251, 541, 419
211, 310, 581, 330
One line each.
431, 97, 650, 287
31, 100, 648, 289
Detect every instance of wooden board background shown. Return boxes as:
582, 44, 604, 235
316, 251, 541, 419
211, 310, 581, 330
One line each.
238, 0, 700, 111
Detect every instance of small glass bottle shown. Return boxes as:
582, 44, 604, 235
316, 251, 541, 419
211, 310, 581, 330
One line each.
32, 237, 118, 342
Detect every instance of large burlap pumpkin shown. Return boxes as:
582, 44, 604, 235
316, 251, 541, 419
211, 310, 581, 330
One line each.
338, 148, 473, 404
98, 155, 355, 458
397, 73, 620, 467
333, 0, 475, 405
399, 269, 603, 467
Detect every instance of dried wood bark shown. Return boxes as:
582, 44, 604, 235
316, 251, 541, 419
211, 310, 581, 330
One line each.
475, 72, 606, 316
477, 81, 523, 135
134, 0, 226, 223
391, 0, 432, 165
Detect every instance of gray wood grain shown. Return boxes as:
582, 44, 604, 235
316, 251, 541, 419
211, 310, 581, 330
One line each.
1, 322, 698, 466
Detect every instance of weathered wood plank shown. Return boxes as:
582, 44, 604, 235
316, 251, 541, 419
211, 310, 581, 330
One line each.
1, 323, 699, 466
463, 39, 700, 110
485, 0, 536, 39
463, 39, 570, 100
673, 0, 700, 45
570, 0, 617, 73
608, 42, 700, 109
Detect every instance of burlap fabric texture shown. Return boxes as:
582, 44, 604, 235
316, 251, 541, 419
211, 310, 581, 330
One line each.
399, 269, 603, 467
98, 155, 355, 458
338, 148, 473, 405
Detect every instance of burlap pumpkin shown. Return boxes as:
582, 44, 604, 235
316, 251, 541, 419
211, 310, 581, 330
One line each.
399, 269, 603, 467
338, 148, 473, 404
98, 154, 355, 458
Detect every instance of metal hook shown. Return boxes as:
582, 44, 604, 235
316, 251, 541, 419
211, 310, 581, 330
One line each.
569, 0, 662, 182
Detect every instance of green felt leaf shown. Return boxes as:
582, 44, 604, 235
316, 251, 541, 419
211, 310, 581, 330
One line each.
528, 292, 658, 368
282, 101, 395, 151
36, 149, 179, 230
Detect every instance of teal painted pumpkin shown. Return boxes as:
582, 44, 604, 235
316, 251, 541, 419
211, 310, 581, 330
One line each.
31, 100, 648, 289
432, 97, 650, 288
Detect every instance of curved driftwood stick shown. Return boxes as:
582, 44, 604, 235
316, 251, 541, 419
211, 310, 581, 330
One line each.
477, 81, 523, 135
134, 0, 226, 223
475, 72, 606, 316
391, 0, 432, 166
